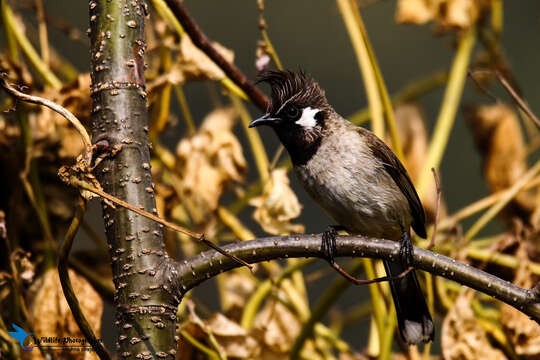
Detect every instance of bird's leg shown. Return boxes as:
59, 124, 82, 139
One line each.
398, 224, 414, 268
321, 225, 346, 264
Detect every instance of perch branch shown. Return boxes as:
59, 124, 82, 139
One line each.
163, 235, 540, 323
164, 0, 269, 110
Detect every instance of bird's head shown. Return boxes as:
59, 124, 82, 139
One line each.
249, 70, 331, 153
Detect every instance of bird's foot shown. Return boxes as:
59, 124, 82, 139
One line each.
322, 225, 345, 264
399, 230, 414, 268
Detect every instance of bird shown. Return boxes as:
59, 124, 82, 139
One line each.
249, 70, 434, 345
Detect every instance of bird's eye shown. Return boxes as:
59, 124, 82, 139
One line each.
284, 105, 300, 120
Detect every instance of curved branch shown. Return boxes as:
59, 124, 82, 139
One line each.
0, 76, 92, 165
58, 199, 111, 359
162, 234, 540, 322
164, 0, 269, 111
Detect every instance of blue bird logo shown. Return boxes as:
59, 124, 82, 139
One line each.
8, 324, 34, 351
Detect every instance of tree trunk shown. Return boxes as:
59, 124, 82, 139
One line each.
89, 0, 177, 357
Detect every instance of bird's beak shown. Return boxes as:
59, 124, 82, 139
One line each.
249, 113, 278, 128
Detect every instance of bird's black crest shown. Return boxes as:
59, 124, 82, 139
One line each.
256, 70, 329, 115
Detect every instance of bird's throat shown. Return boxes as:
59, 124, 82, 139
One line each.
275, 129, 322, 166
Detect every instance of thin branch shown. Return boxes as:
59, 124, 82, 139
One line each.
57, 199, 111, 360
164, 0, 269, 111
329, 261, 413, 285
164, 234, 540, 323
495, 70, 540, 129
69, 177, 252, 270
0, 76, 92, 165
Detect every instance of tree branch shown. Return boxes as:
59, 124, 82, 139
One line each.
164, 0, 269, 111
160, 234, 540, 322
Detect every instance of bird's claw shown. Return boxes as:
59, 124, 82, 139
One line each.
322, 225, 340, 264
399, 230, 414, 268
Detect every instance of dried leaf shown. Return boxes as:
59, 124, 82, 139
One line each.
250, 169, 304, 235
220, 272, 257, 315
28, 74, 91, 161
176, 107, 246, 223
207, 313, 260, 358
441, 291, 506, 360
252, 298, 302, 354
392, 103, 445, 222
500, 245, 540, 357
25, 269, 102, 360
466, 104, 536, 221
11, 249, 35, 286
396, 0, 489, 29
178, 35, 234, 81
151, 35, 235, 89
179, 305, 260, 359
395, 0, 434, 25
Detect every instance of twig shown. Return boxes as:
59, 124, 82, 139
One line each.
465, 159, 540, 241
164, 0, 269, 111
468, 69, 500, 103
57, 199, 111, 360
330, 261, 414, 285
70, 177, 253, 270
269, 145, 285, 171
257, 0, 283, 71
0, 77, 92, 165
168, 234, 540, 323
427, 168, 442, 250
438, 174, 540, 231
495, 70, 540, 129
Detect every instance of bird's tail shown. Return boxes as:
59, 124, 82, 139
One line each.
383, 260, 434, 344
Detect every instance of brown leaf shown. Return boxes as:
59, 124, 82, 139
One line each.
250, 169, 304, 235
25, 269, 103, 360
252, 298, 302, 354
178, 304, 260, 359
207, 313, 260, 358
220, 272, 257, 316
441, 291, 506, 360
178, 35, 234, 82
176, 107, 246, 223
11, 249, 35, 286
396, 0, 489, 30
466, 104, 536, 222
392, 103, 446, 222
29, 74, 91, 161
150, 35, 235, 90
395, 0, 435, 25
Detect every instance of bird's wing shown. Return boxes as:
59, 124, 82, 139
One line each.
356, 127, 427, 238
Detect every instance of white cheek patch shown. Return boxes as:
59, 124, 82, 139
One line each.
295, 107, 320, 129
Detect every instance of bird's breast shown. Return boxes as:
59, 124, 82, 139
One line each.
293, 134, 411, 240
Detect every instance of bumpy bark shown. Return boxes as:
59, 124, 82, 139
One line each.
89, 1, 177, 357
